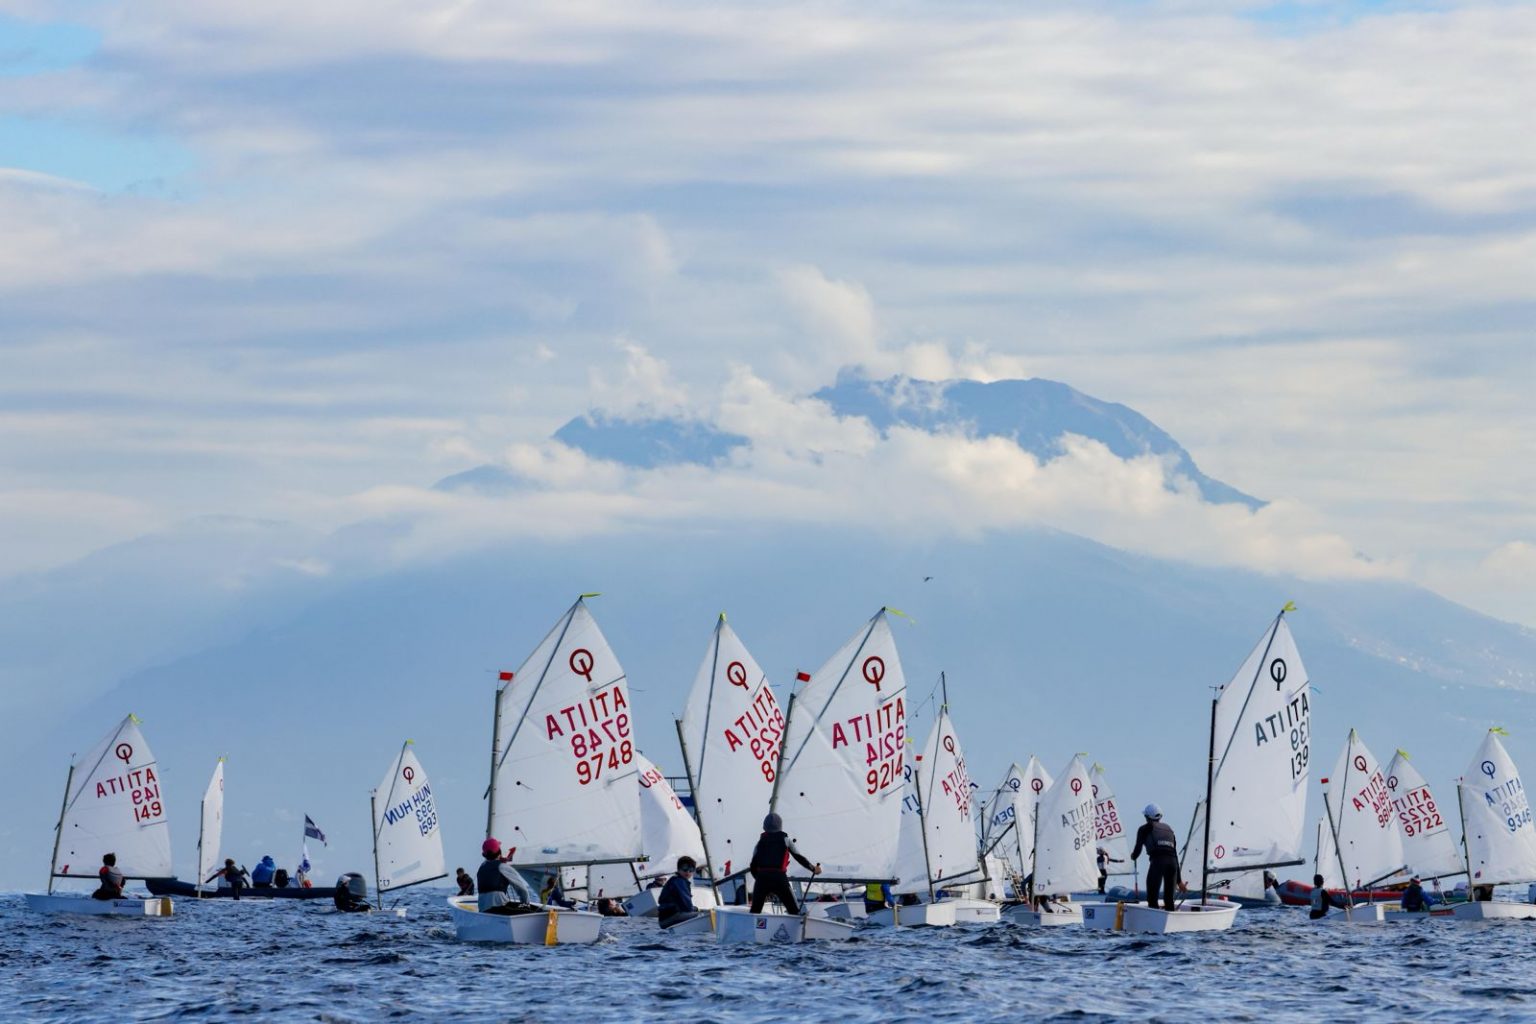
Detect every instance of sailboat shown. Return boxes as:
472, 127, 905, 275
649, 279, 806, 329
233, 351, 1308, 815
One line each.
1314, 729, 1405, 924
1379, 749, 1463, 920
675, 614, 783, 910
624, 754, 714, 925
1091, 607, 1307, 933
980, 757, 1052, 899
1451, 728, 1536, 921
1088, 763, 1133, 893
448, 596, 632, 944
872, 703, 997, 926
196, 758, 225, 896
370, 740, 447, 918
1002, 755, 1097, 926
25, 714, 175, 917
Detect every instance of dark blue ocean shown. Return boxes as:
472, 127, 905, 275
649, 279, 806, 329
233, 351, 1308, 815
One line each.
3, 889, 1534, 1023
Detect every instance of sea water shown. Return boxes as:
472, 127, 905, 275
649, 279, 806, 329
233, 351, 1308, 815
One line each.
3, 889, 1534, 1023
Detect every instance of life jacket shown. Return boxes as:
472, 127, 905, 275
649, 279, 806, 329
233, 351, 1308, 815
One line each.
865, 882, 885, 902
478, 858, 510, 895
1310, 886, 1326, 913
750, 831, 790, 874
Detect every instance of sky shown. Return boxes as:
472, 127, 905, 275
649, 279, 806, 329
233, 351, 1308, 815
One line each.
1, 0, 1534, 627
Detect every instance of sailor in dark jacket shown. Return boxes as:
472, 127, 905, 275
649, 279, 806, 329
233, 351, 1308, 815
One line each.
657, 856, 700, 929
1129, 803, 1180, 911
748, 813, 820, 914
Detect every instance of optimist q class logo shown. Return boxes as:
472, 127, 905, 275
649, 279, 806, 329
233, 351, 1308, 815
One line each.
943, 736, 956, 755
1270, 658, 1287, 689
1031, 778, 1044, 793
115, 743, 133, 763
569, 648, 595, 681
727, 661, 748, 689
862, 656, 885, 691
1354, 755, 1368, 772
1483, 760, 1497, 778
403, 766, 415, 784
1070, 778, 1083, 794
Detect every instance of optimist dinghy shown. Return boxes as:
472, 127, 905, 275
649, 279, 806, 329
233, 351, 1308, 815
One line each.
452, 596, 638, 944
368, 740, 448, 919
1450, 730, 1536, 922
1312, 730, 1404, 927
1001, 755, 1096, 928
714, 907, 857, 943
25, 714, 176, 918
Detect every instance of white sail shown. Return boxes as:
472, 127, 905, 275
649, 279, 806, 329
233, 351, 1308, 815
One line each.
1032, 755, 1097, 896
893, 709, 981, 894
1014, 757, 1053, 874
1313, 815, 1336, 879
891, 765, 927, 895
1460, 729, 1536, 887
981, 761, 1045, 878
979, 763, 1022, 860
1319, 729, 1405, 889
52, 715, 173, 882
1089, 764, 1132, 869
633, 755, 706, 880
1206, 612, 1311, 879
373, 741, 447, 892
1383, 749, 1462, 881
196, 759, 225, 889
489, 597, 643, 866
678, 616, 784, 878
774, 609, 907, 880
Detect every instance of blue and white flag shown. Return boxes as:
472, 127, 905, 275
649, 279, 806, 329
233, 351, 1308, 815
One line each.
298, 841, 312, 875
304, 815, 327, 844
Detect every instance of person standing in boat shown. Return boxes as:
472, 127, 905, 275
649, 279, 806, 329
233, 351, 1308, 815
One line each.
206, 858, 250, 900
476, 838, 535, 915
748, 813, 820, 914
864, 881, 891, 915
1095, 846, 1123, 894
93, 853, 125, 901
1129, 804, 1180, 911
455, 867, 474, 896
1309, 874, 1345, 919
657, 856, 701, 929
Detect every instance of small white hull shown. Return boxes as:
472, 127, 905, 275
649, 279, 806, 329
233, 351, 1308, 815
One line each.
447, 897, 602, 944
1383, 907, 1451, 922
864, 901, 959, 928
809, 899, 867, 920
1315, 904, 1386, 925
946, 897, 1002, 924
25, 893, 173, 917
714, 908, 857, 943
660, 911, 717, 936
1081, 899, 1238, 934
1002, 902, 1082, 927
1451, 901, 1536, 921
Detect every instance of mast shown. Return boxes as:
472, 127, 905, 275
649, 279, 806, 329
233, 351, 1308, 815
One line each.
485, 677, 505, 836
370, 789, 383, 910
914, 760, 936, 902
1456, 781, 1475, 894
675, 717, 720, 901
1200, 696, 1217, 901
197, 785, 208, 899
46, 763, 74, 895
768, 693, 796, 813
1029, 797, 1041, 904
1321, 783, 1354, 909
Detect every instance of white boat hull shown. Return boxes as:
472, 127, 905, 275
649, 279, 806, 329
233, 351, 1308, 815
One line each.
808, 899, 867, 920
1081, 899, 1238, 934
1002, 902, 1082, 927
660, 911, 717, 936
714, 908, 857, 943
946, 897, 1001, 924
864, 901, 959, 928
1383, 907, 1451, 922
25, 893, 173, 917
1314, 904, 1386, 925
1451, 901, 1536, 921
447, 897, 603, 944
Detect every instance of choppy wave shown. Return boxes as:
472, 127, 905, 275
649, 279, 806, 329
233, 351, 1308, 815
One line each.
3, 891, 1534, 1023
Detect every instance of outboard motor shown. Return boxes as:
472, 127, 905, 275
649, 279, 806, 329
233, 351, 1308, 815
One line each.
273, 868, 290, 888
333, 872, 370, 912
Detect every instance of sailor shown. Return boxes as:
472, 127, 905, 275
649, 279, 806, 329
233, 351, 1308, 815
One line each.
1309, 873, 1343, 920
207, 858, 250, 900
657, 856, 700, 929
1402, 876, 1426, 913
333, 872, 371, 912
1129, 804, 1180, 911
1095, 846, 1124, 894
864, 881, 891, 914
748, 813, 820, 914
476, 838, 536, 915
251, 855, 277, 888
92, 853, 125, 901
455, 867, 475, 896
540, 874, 576, 909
